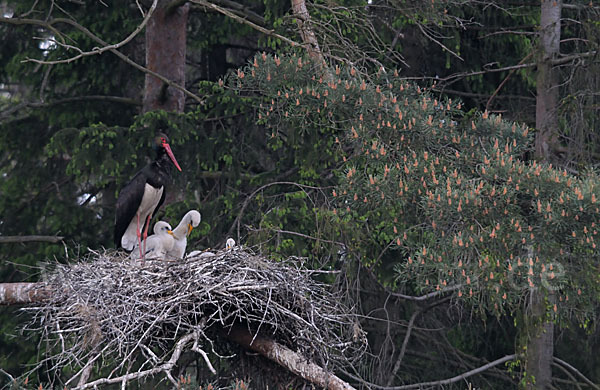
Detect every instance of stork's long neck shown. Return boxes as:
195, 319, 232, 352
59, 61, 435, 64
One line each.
144, 152, 173, 189
156, 150, 174, 172
172, 216, 190, 240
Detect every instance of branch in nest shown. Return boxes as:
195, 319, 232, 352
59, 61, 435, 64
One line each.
72, 331, 197, 390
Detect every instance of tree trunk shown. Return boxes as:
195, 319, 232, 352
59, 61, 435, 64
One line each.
535, 0, 562, 163
290, 0, 330, 79
524, 291, 554, 389
526, 4, 562, 387
143, 0, 190, 113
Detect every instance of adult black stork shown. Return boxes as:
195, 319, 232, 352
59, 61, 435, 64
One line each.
114, 133, 182, 258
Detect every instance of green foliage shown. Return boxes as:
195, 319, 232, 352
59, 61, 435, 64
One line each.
231, 53, 600, 326
329, 70, 600, 323
2, 0, 600, 386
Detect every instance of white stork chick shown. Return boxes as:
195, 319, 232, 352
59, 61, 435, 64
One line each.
186, 238, 235, 258
225, 238, 236, 250
167, 210, 201, 259
186, 249, 214, 259
130, 221, 175, 260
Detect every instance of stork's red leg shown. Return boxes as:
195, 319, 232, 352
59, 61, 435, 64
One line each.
142, 214, 152, 260
137, 214, 143, 259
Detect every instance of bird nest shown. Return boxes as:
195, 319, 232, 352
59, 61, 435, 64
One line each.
23, 247, 365, 388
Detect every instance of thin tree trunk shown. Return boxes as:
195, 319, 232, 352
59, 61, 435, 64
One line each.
290, 0, 330, 78
535, 0, 562, 162
524, 292, 555, 389
143, 0, 190, 113
525, 2, 562, 388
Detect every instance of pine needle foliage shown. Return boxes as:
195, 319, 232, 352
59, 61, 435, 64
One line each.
230, 52, 600, 325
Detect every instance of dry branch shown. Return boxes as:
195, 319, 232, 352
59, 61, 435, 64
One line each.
0, 235, 64, 244
0, 15, 203, 104
226, 324, 355, 390
20, 247, 365, 388
0, 282, 49, 305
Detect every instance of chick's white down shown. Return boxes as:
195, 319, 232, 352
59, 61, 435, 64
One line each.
130, 221, 175, 260
167, 210, 201, 259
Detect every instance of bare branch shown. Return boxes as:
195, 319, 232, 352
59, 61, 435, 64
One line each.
190, 0, 265, 26
486, 52, 535, 111
380, 354, 517, 390
190, 0, 302, 48
385, 297, 451, 386
554, 357, 600, 390
0, 282, 49, 305
189, 0, 348, 66
415, 22, 463, 62
29, 0, 157, 65
249, 227, 346, 247
0, 235, 64, 244
232, 181, 331, 241
73, 332, 197, 390
0, 15, 203, 104
225, 324, 355, 390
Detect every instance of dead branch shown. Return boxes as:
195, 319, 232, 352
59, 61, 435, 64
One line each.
387, 354, 517, 390
73, 331, 196, 390
554, 357, 600, 390
0, 16, 203, 104
189, 0, 348, 67
190, 0, 265, 26
28, 0, 157, 65
0, 235, 64, 244
385, 296, 451, 387
190, 0, 301, 48
0, 282, 50, 305
225, 324, 355, 390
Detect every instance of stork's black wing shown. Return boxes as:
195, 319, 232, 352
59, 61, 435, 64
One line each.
114, 169, 147, 248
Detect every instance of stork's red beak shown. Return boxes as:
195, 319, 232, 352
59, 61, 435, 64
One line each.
162, 141, 182, 171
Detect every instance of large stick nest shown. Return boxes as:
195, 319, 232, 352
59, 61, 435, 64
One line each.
24, 247, 365, 387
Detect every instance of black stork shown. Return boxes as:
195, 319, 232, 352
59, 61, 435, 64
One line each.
114, 133, 182, 258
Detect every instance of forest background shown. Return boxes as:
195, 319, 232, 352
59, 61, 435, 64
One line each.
1, 0, 599, 389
